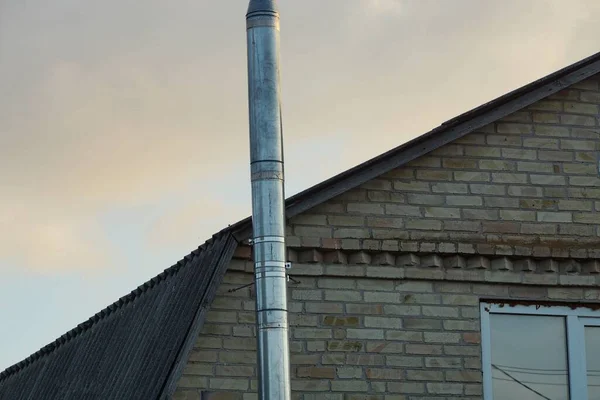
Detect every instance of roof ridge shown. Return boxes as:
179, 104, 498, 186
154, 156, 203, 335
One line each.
0, 232, 228, 383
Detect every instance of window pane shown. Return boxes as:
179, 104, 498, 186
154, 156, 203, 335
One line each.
585, 326, 600, 400
490, 314, 569, 400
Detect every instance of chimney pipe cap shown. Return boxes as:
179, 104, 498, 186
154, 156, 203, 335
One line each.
246, 0, 278, 17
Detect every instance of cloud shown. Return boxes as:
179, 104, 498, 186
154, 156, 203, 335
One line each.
365, 0, 403, 15
2, 0, 600, 274
0, 206, 113, 273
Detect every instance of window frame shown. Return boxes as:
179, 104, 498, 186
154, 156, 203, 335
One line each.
481, 302, 600, 400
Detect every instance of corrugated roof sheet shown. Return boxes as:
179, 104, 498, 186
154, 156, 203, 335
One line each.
0, 231, 238, 400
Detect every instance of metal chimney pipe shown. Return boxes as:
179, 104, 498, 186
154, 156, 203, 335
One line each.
246, 1, 292, 399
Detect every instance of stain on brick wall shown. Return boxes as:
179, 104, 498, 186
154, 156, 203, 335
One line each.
287, 75, 600, 256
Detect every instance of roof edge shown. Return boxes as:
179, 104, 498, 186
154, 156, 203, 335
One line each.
159, 234, 239, 399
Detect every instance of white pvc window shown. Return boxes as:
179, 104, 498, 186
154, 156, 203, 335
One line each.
481, 303, 600, 400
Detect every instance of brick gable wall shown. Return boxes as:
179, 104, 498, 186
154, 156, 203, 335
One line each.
174, 74, 600, 399
288, 75, 600, 258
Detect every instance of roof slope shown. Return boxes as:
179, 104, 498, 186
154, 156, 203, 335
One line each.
0, 231, 238, 400
2, 50, 600, 399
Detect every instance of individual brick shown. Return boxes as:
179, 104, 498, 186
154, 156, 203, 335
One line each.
465, 146, 501, 158
535, 125, 570, 137
422, 306, 459, 318
446, 370, 483, 382
324, 290, 362, 302
365, 316, 402, 329
424, 332, 461, 343
427, 383, 464, 395
453, 172, 491, 182
560, 114, 596, 126
580, 91, 600, 103
290, 380, 330, 392
366, 341, 404, 354
443, 158, 478, 169
406, 219, 443, 230
576, 151, 597, 162
329, 215, 366, 227
496, 123, 533, 134
178, 376, 209, 389
491, 173, 527, 184
469, 184, 506, 197
499, 210, 535, 221
209, 378, 249, 391
431, 183, 469, 194
517, 161, 555, 173
484, 197, 519, 208
444, 221, 480, 231
501, 148, 536, 160
425, 357, 462, 369
530, 175, 566, 185
416, 170, 453, 181
215, 366, 254, 377
570, 176, 600, 186
533, 112, 559, 123
443, 320, 479, 331
368, 191, 406, 203
336, 366, 363, 379
524, 137, 560, 149
405, 344, 443, 355
563, 163, 598, 174
365, 368, 404, 380
393, 181, 431, 192
387, 382, 425, 394
561, 139, 598, 150
387, 356, 424, 367
508, 186, 543, 197
537, 212, 572, 223
386, 331, 424, 342
347, 203, 384, 215
423, 207, 461, 219
407, 194, 445, 205
462, 209, 498, 220
296, 367, 336, 379
346, 329, 385, 340
406, 370, 444, 381
479, 160, 515, 171
386, 204, 422, 217
295, 226, 333, 238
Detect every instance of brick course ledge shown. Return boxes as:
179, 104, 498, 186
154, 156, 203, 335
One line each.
282, 238, 600, 259
231, 246, 600, 287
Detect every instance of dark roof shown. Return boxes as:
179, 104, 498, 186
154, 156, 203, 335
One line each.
2, 50, 600, 400
0, 231, 238, 400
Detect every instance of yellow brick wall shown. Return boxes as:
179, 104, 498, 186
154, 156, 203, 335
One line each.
174, 266, 599, 400
287, 75, 600, 258
174, 74, 600, 399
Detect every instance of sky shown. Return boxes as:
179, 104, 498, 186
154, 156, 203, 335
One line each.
1, 0, 600, 370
